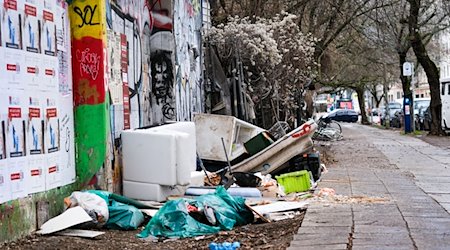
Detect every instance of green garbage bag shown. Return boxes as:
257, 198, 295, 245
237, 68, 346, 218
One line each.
137, 186, 254, 238
87, 190, 144, 230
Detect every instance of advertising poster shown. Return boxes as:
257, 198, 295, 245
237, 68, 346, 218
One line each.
27, 96, 43, 155
8, 157, 28, 199
6, 94, 25, 158
45, 152, 60, 190
41, 0, 56, 56
44, 97, 59, 154
59, 96, 75, 186
42, 56, 58, 93
27, 154, 45, 193
23, 0, 40, 53
0, 159, 12, 203
1, 47, 24, 90
24, 53, 41, 91
0, 94, 7, 160
56, 2, 71, 96
1, 0, 22, 49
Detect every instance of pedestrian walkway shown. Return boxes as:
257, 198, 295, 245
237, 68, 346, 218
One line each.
289, 124, 450, 250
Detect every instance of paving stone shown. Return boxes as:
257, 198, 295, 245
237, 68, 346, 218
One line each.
403, 217, 450, 231
287, 243, 348, 250
354, 225, 409, 234
429, 193, 450, 203
297, 226, 351, 234
351, 233, 412, 245
301, 219, 352, 227
351, 244, 414, 250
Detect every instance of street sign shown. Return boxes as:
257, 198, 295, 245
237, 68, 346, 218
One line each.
403, 62, 413, 76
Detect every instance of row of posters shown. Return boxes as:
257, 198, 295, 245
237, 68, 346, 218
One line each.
0, 0, 75, 203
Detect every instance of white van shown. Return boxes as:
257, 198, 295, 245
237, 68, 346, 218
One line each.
441, 79, 450, 129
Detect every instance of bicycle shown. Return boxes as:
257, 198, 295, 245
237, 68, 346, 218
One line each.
313, 117, 343, 141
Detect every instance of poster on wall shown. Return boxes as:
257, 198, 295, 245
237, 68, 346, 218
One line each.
41, 0, 56, 56
107, 30, 124, 105
24, 53, 41, 91
27, 96, 43, 155
23, 1, 40, 53
56, 2, 71, 96
8, 157, 28, 199
42, 56, 58, 93
27, 154, 45, 193
0, 159, 12, 203
1, 0, 22, 49
59, 96, 75, 186
44, 97, 59, 154
0, 93, 7, 160
45, 152, 60, 190
1, 47, 24, 90
6, 93, 25, 158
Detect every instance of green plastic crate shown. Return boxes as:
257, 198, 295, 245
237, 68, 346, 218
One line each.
275, 170, 311, 194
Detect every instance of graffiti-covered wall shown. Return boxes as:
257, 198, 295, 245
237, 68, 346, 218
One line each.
174, 0, 203, 121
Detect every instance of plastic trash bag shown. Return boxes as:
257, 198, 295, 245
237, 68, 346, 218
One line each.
137, 186, 254, 238
87, 190, 144, 230
64, 191, 109, 228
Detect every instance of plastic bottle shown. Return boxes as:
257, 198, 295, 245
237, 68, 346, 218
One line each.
209, 241, 241, 250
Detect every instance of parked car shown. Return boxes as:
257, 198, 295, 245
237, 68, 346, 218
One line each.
380, 102, 402, 126
391, 110, 404, 128
414, 98, 430, 130
322, 109, 358, 123
423, 106, 432, 131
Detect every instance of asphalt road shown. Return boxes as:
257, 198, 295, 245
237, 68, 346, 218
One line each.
289, 123, 450, 250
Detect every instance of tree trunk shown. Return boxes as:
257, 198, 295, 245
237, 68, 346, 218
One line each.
408, 0, 443, 135
356, 87, 369, 125
398, 51, 413, 130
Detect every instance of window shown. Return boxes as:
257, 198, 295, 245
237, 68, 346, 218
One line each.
448, 84, 450, 95
443, 83, 446, 95
397, 92, 401, 99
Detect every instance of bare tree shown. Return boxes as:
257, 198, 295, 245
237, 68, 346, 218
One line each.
407, 0, 449, 135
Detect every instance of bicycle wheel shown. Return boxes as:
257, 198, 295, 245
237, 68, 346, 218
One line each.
327, 121, 342, 133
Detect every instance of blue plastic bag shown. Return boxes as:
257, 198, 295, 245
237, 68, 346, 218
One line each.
137, 186, 254, 238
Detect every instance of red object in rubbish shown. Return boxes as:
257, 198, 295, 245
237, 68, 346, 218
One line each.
186, 204, 198, 212
292, 124, 311, 138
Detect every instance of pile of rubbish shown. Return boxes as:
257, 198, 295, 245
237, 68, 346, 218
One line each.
38, 114, 329, 242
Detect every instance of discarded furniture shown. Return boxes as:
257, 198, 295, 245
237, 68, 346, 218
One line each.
194, 114, 265, 162
122, 122, 196, 201
230, 120, 317, 174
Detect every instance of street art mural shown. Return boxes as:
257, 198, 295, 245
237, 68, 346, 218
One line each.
174, 0, 203, 121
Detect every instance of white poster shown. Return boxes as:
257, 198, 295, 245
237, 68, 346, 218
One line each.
45, 152, 60, 190
41, 1, 56, 56
42, 56, 58, 93
0, 159, 12, 203
23, 1, 40, 53
6, 93, 25, 158
0, 94, 7, 160
1, 47, 24, 90
9, 157, 28, 199
44, 97, 59, 154
24, 53, 41, 91
1, 0, 22, 50
27, 154, 45, 193
27, 95, 43, 155
56, 2, 71, 96
59, 96, 75, 186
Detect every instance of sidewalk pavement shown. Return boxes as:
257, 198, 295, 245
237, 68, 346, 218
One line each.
289, 124, 450, 250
